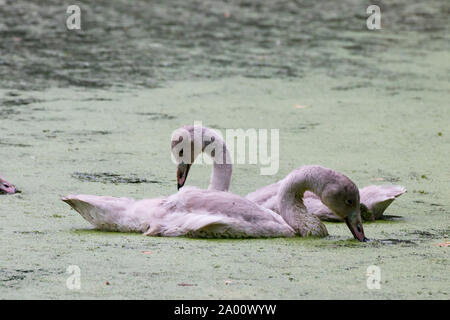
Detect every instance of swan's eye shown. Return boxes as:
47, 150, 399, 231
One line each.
3, 184, 9, 188
204, 137, 214, 147
345, 199, 353, 206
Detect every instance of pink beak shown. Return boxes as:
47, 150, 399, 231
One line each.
177, 163, 191, 190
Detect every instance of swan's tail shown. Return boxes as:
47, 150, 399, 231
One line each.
360, 185, 406, 220
62, 194, 141, 232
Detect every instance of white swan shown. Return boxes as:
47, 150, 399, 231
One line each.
0, 175, 18, 194
174, 125, 405, 221
62, 165, 366, 240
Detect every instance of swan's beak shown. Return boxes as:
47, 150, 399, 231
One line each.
0, 179, 18, 194
344, 211, 368, 242
177, 162, 191, 190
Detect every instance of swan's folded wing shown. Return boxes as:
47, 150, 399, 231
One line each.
146, 210, 229, 237
164, 187, 295, 238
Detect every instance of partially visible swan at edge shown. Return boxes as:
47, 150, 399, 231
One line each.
173, 125, 405, 221
0, 175, 18, 194
62, 165, 366, 240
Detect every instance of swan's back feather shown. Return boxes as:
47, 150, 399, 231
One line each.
164, 187, 295, 238
245, 182, 280, 211
62, 187, 295, 238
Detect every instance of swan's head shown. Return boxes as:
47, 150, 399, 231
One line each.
321, 179, 367, 242
171, 126, 198, 189
0, 176, 18, 194
171, 125, 228, 190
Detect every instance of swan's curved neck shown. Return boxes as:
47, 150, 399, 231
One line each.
209, 162, 232, 191
277, 166, 327, 228
201, 128, 232, 192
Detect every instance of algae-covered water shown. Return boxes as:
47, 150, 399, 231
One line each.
1, 1, 449, 299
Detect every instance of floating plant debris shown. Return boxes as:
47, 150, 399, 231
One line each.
377, 239, 417, 246
135, 112, 175, 120
361, 238, 417, 247
177, 283, 197, 287
2, 97, 43, 106
72, 172, 161, 184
